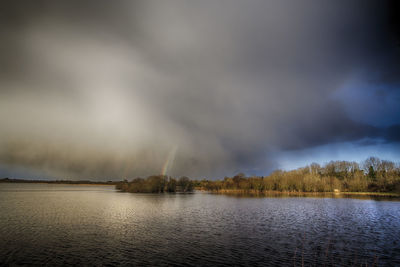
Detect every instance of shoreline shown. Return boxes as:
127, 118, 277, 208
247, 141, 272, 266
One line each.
202, 189, 400, 198
2, 181, 400, 198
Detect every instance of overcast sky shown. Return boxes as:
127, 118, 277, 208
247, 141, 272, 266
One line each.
1, 0, 399, 180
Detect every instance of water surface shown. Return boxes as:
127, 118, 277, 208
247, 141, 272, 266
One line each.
1, 183, 399, 266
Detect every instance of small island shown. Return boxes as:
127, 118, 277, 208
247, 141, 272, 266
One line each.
116, 175, 194, 193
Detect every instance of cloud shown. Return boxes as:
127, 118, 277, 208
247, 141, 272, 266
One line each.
0, 0, 399, 179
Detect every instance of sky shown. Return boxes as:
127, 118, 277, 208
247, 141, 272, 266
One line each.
0, 0, 399, 180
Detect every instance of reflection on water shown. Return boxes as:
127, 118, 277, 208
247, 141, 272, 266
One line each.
0, 183, 399, 266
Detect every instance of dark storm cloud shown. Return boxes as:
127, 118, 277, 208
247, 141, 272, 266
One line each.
0, 0, 399, 179
385, 124, 400, 142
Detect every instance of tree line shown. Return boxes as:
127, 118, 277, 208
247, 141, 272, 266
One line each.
116, 175, 194, 193
116, 157, 400, 194
198, 157, 400, 193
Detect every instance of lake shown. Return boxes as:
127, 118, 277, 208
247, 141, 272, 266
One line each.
0, 183, 399, 266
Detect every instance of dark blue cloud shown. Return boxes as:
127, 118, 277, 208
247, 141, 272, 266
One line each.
0, 0, 399, 179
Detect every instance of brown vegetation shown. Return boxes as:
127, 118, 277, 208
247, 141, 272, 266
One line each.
197, 157, 400, 194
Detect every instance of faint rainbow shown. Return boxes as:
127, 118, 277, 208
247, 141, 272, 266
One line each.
161, 146, 178, 176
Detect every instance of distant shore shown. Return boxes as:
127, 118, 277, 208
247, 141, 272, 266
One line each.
0, 178, 118, 185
